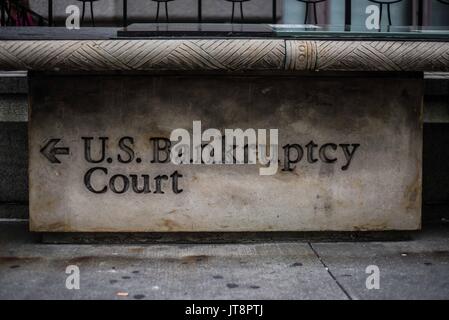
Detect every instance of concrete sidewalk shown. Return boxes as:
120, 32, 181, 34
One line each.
0, 220, 448, 300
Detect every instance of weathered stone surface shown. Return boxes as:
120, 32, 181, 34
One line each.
1, 39, 449, 72
303, 41, 449, 72
29, 74, 422, 232
0, 40, 286, 71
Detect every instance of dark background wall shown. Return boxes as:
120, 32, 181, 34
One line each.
423, 74, 449, 222
0, 74, 28, 219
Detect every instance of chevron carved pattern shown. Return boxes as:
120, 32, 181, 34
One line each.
310, 41, 449, 72
1, 39, 449, 72
0, 39, 285, 71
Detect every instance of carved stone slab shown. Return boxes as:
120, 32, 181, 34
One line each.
29, 74, 422, 232
0, 39, 448, 72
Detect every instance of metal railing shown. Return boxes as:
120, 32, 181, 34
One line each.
0, 0, 443, 28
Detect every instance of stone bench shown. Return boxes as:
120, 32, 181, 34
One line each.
1, 30, 449, 232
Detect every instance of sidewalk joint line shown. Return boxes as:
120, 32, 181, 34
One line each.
308, 242, 352, 300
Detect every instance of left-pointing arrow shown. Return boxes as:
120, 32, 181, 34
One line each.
40, 139, 70, 164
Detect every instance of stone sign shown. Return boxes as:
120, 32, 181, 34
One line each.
29, 74, 422, 232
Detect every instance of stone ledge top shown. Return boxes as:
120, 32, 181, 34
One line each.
0, 39, 448, 72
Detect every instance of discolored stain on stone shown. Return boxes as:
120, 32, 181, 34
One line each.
128, 247, 144, 254
181, 255, 209, 264
290, 262, 303, 267
67, 256, 96, 265
161, 219, 182, 231
0, 257, 42, 265
227, 283, 239, 289
249, 285, 260, 289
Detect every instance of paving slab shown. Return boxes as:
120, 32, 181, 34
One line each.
1, 221, 449, 300
0, 222, 346, 300
311, 224, 449, 300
